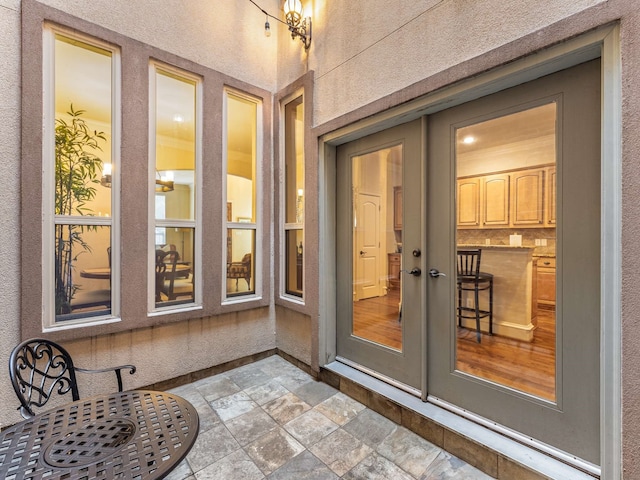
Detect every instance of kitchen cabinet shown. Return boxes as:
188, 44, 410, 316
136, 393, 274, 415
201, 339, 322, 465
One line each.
482, 173, 510, 227
511, 168, 544, 226
457, 165, 553, 229
536, 256, 556, 308
545, 166, 556, 226
393, 186, 403, 231
457, 178, 481, 227
388, 253, 401, 290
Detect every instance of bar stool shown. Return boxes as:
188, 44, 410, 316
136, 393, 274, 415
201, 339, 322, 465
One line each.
456, 249, 493, 343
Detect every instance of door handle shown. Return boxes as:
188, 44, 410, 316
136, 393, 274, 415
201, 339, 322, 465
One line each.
401, 268, 421, 277
360, 250, 365, 255
429, 268, 446, 278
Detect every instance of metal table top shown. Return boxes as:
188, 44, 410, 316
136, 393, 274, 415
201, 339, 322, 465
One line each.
0, 390, 199, 479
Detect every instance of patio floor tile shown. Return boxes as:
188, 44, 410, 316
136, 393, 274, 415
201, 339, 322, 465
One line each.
167, 355, 495, 479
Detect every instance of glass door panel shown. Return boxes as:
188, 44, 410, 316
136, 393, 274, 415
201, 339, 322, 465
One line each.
336, 119, 422, 390
351, 146, 403, 351
454, 103, 557, 401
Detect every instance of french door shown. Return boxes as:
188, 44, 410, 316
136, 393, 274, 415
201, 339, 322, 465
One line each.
427, 59, 601, 464
336, 59, 601, 465
336, 119, 424, 390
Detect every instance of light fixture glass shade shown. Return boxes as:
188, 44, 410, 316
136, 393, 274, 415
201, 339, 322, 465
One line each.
284, 0, 303, 27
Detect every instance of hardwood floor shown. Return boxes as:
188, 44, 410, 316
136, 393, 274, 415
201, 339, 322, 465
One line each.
353, 289, 402, 350
352, 290, 556, 401
456, 309, 556, 401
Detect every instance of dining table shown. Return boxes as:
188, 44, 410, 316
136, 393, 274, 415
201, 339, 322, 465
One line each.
81, 263, 191, 280
0, 390, 199, 480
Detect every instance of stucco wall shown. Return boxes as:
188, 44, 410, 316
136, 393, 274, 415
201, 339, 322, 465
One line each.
0, 0, 22, 428
275, 305, 312, 367
36, 0, 280, 92
4, 0, 640, 475
0, 0, 283, 429
303, 0, 605, 126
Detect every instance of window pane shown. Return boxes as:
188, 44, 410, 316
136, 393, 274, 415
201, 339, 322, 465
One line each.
53, 33, 114, 325
285, 229, 303, 297
55, 225, 111, 320
227, 94, 256, 222
155, 227, 194, 307
455, 102, 557, 402
226, 229, 255, 296
155, 71, 196, 221
54, 35, 112, 218
285, 96, 304, 224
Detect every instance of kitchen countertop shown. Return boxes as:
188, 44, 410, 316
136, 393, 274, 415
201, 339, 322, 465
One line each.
457, 244, 535, 250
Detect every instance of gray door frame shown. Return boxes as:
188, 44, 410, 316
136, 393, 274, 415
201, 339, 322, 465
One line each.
318, 25, 620, 478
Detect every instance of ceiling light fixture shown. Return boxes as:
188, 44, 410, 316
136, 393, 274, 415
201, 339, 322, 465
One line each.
249, 0, 311, 49
100, 164, 174, 192
155, 170, 174, 193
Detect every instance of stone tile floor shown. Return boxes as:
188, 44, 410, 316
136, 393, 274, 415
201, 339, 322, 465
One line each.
165, 355, 495, 479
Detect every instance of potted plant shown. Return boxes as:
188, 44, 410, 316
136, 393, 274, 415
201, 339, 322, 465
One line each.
54, 104, 106, 314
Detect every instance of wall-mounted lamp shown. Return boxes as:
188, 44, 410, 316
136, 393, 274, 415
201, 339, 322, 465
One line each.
283, 0, 311, 49
250, 0, 311, 50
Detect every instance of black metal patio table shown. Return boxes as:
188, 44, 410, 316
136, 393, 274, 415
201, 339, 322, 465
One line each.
0, 390, 199, 479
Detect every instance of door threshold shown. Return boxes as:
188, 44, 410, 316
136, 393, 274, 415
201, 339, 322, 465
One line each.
322, 361, 598, 480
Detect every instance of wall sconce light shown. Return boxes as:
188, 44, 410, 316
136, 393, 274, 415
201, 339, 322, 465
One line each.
250, 0, 311, 50
283, 0, 311, 49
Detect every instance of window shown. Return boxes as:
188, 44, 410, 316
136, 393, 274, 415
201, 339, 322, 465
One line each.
44, 27, 120, 326
224, 91, 261, 299
283, 95, 304, 298
150, 65, 200, 310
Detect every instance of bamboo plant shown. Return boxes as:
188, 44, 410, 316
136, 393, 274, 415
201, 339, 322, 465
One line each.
54, 104, 106, 314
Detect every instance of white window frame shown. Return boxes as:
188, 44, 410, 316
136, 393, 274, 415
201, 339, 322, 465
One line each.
42, 25, 122, 330
280, 90, 305, 304
148, 62, 203, 314
222, 88, 263, 304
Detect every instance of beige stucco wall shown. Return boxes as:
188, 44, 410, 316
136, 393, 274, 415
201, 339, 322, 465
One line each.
275, 305, 312, 367
37, 0, 280, 92
4, 0, 640, 475
304, 0, 605, 125
0, 0, 23, 428
0, 0, 283, 429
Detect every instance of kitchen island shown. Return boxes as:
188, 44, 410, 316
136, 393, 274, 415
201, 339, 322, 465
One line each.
458, 245, 536, 342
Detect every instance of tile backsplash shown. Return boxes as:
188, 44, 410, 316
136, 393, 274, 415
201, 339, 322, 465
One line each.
457, 228, 556, 256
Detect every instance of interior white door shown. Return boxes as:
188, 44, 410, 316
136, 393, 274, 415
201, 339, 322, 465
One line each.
354, 193, 381, 300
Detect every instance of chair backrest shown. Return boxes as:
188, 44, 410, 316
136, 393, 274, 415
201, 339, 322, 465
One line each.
9, 338, 80, 418
457, 249, 482, 278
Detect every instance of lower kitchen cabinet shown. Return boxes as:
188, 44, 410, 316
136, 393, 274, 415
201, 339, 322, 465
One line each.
388, 253, 401, 290
536, 257, 556, 308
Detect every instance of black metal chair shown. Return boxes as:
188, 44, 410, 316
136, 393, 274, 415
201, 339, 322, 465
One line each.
9, 338, 136, 418
457, 249, 493, 343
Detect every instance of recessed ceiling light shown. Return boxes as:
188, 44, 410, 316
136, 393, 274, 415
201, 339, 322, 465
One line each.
462, 135, 475, 144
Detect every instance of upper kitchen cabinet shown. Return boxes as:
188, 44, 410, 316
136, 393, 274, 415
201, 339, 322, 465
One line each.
393, 186, 403, 231
457, 165, 553, 229
511, 168, 544, 227
545, 166, 556, 226
457, 178, 480, 227
482, 173, 510, 227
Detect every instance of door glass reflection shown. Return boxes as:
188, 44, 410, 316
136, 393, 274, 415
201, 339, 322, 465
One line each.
351, 146, 403, 351
455, 103, 557, 402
